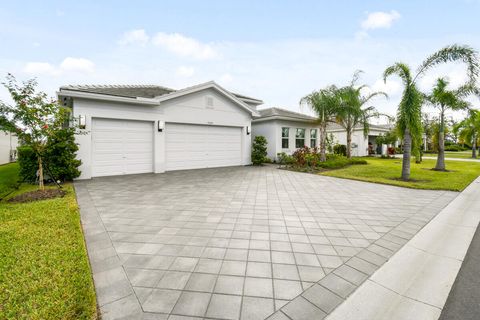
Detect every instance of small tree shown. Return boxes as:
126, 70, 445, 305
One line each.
252, 135, 268, 165
0, 74, 73, 190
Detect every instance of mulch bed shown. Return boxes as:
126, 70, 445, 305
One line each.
8, 188, 66, 203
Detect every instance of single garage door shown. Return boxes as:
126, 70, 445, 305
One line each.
166, 123, 242, 171
92, 118, 153, 177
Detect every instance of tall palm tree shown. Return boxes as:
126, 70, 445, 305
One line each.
427, 78, 476, 170
384, 44, 479, 180
336, 71, 388, 158
454, 110, 480, 158
300, 86, 340, 162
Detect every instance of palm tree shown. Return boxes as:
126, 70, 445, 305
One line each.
300, 86, 340, 162
454, 110, 480, 158
336, 71, 388, 158
384, 44, 479, 180
427, 78, 476, 170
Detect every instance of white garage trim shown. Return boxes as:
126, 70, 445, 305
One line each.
91, 118, 154, 177
165, 123, 243, 171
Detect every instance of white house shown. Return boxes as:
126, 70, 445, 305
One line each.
252, 107, 321, 160
58, 81, 263, 179
252, 107, 394, 159
327, 123, 393, 156
0, 131, 18, 165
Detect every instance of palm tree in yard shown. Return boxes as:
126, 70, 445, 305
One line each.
300, 86, 340, 162
454, 109, 480, 158
426, 78, 477, 170
336, 71, 388, 158
384, 44, 479, 180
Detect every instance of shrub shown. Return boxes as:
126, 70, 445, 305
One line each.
252, 135, 268, 165
333, 144, 347, 156
318, 156, 367, 169
277, 152, 294, 166
292, 146, 320, 167
17, 146, 38, 182
263, 157, 272, 163
17, 128, 81, 182
444, 144, 468, 152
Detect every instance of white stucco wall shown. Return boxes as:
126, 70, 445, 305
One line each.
0, 131, 18, 165
72, 88, 252, 179
329, 128, 390, 156
252, 120, 321, 160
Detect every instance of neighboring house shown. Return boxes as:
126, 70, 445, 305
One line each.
58, 81, 263, 179
252, 107, 394, 159
252, 107, 321, 160
0, 131, 18, 165
327, 123, 394, 156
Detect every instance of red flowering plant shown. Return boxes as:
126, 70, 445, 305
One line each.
292, 146, 321, 167
0, 74, 74, 190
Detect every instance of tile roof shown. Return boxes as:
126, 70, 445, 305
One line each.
59, 83, 262, 103
256, 107, 318, 121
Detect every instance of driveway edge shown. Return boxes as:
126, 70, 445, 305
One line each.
324, 177, 480, 320
74, 182, 143, 320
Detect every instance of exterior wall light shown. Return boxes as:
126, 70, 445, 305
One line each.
246, 126, 250, 135
158, 120, 165, 132
79, 115, 86, 129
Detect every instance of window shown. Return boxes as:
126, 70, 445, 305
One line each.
295, 128, 305, 148
310, 129, 317, 148
282, 127, 289, 148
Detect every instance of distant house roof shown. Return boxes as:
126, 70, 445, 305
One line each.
254, 107, 318, 122
327, 122, 393, 132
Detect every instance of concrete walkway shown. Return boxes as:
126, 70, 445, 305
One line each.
422, 156, 480, 162
75, 166, 457, 320
324, 177, 480, 320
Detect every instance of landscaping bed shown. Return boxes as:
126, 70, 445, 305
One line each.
0, 163, 97, 319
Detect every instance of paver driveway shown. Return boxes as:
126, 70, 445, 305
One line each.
75, 165, 457, 320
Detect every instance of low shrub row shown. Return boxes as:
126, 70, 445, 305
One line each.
277, 147, 367, 171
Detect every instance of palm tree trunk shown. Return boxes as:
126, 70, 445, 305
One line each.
473, 133, 477, 159
435, 108, 446, 170
346, 130, 352, 159
401, 129, 412, 181
320, 123, 327, 162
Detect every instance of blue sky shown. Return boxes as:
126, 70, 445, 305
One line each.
1, 0, 479, 118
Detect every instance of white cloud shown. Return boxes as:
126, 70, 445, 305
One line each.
176, 66, 195, 77
219, 73, 233, 84
23, 62, 57, 75
118, 29, 150, 46
361, 10, 401, 30
371, 79, 402, 96
22, 57, 95, 76
152, 32, 218, 60
60, 57, 95, 73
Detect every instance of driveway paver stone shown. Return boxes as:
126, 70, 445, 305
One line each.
75, 165, 457, 319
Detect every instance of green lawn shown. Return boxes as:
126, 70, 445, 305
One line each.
424, 151, 479, 160
321, 157, 480, 191
0, 163, 97, 320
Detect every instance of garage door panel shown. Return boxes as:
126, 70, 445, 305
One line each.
166, 123, 242, 171
92, 118, 153, 177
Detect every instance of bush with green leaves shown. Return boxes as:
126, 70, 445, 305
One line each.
333, 144, 347, 156
277, 152, 294, 166
17, 127, 81, 182
252, 135, 268, 165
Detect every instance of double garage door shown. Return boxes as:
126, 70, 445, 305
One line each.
91, 118, 242, 177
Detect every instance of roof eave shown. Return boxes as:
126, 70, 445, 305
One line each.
57, 89, 161, 106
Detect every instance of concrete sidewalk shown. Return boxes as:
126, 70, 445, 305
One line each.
324, 177, 480, 320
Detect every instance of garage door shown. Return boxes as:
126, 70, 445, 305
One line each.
92, 118, 153, 177
166, 123, 242, 171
